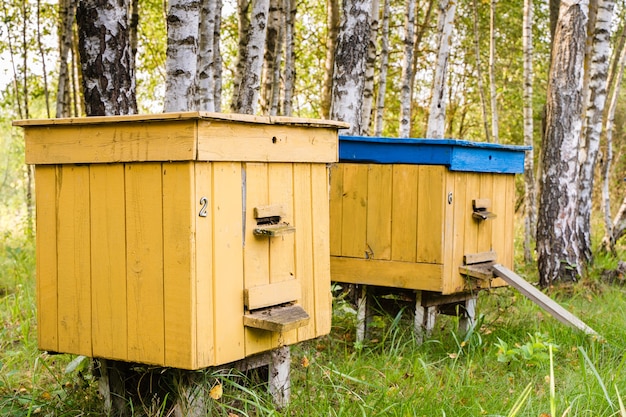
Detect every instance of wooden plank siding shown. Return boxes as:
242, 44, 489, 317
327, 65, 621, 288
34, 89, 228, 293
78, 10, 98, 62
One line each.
329, 163, 517, 295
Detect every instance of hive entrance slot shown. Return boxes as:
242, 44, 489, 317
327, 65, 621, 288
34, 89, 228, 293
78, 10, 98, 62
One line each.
253, 204, 296, 236
244, 304, 310, 332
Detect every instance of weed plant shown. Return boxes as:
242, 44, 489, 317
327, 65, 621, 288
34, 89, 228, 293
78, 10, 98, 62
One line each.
2, 227, 626, 416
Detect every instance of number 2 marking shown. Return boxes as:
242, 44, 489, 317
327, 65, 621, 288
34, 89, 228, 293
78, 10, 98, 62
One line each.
199, 197, 208, 217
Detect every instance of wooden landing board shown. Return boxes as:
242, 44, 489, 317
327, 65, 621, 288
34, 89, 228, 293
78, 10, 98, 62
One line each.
244, 305, 310, 333
492, 264, 599, 336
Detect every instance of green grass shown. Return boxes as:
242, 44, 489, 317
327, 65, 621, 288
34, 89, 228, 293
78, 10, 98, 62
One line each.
2, 228, 626, 416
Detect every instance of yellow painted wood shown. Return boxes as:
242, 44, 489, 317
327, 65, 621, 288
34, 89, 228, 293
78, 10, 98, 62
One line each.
194, 162, 215, 367
293, 163, 316, 341
391, 165, 418, 262
341, 164, 368, 257
253, 204, 286, 219
56, 165, 92, 356
245, 279, 302, 310
477, 174, 494, 254
366, 164, 392, 260
311, 164, 333, 336
441, 171, 460, 294
34, 166, 58, 352
330, 257, 442, 291
212, 162, 245, 364
90, 164, 127, 361
329, 164, 343, 256
417, 166, 445, 263
163, 162, 197, 369
125, 163, 164, 365
24, 121, 197, 164
197, 121, 338, 163
243, 305, 310, 332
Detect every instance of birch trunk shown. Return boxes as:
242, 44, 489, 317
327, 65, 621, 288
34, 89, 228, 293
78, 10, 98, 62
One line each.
488, 0, 499, 143
399, 0, 417, 138
163, 0, 200, 112
76, 0, 137, 116
330, 0, 372, 135
36, 0, 51, 117
261, 0, 283, 115
231, 0, 251, 110
321, 0, 341, 119
426, 0, 456, 138
410, 0, 435, 91
537, 0, 588, 286
577, 0, 615, 262
234, 0, 270, 114
472, 0, 490, 142
213, 0, 223, 111
282, 0, 296, 116
360, 0, 379, 134
56, 0, 77, 117
522, 0, 536, 263
373, 0, 390, 136
196, 0, 218, 111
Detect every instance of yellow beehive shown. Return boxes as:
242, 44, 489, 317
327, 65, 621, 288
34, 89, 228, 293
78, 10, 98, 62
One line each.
16, 112, 348, 370
330, 136, 529, 295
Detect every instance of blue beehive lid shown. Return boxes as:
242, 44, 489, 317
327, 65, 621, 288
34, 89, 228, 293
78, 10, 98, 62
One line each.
338, 136, 531, 174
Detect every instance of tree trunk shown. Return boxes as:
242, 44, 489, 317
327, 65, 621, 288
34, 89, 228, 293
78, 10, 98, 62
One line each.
471, 0, 490, 142
360, 0, 379, 134
36, 0, 51, 118
373, 0, 390, 136
537, 0, 588, 286
426, 0, 456, 138
163, 0, 200, 112
398, 0, 416, 138
522, 0, 536, 263
321, 0, 340, 119
231, 0, 251, 110
261, 0, 283, 115
576, 0, 615, 262
213, 0, 223, 111
196, 0, 218, 111
330, 0, 373, 135
76, 0, 137, 116
234, 0, 270, 114
488, 0, 499, 143
56, 0, 77, 117
282, 0, 296, 116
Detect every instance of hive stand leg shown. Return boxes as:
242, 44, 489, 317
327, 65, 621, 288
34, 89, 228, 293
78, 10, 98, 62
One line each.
355, 285, 368, 344
171, 371, 206, 417
414, 291, 436, 344
96, 359, 131, 417
269, 346, 291, 407
458, 296, 477, 334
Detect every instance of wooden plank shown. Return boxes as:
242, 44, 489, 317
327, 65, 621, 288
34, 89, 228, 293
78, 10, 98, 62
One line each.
163, 162, 196, 369
24, 121, 197, 164
243, 305, 310, 333
90, 164, 127, 361
56, 165, 92, 356
253, 223, 296, 236
417, 165, 445, 263
254, 204, 286, 219
34, 166, 58, 352
245, 280, 302, 310
197, 121, 338, 163
330, 256, 443, 291
328, 164, 343, 256
492, 264, 598, 336
464, 250, 497, 265
340, 164, 368, 258
311, 164, 333, 336
476, 175, 494, 253
444, 172, 467, 294
459, 262, 495, 281
366, 164, 392, 260
293, 163, 316, 341
194, 162, 215, 367
125, 162, 164, 365
440, 170, 457, 295
391, 164, 418, 262
212, 162, 245, 365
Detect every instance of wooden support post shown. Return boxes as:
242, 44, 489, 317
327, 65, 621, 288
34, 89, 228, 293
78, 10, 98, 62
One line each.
172, 371, 206, 417
458, 296, 477, 333
414, 291, 436, 344
355, 285, 368, 344
269, 346, 291, 407
97, 359, 131, 417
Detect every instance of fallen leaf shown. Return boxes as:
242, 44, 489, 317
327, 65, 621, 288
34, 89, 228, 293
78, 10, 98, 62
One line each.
209, 383, 223, 400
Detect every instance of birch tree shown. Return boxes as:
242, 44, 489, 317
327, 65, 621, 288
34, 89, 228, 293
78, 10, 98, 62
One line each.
163, 0, 200, 112
56, 0, 77, 117
399, 0, 417, 138
283, 0, 296, 116
322, 0, 341, 118
488, 0, 499, 142
373, 0, 390, 136
260, 0, 283, 115
330, 0, 373, 135
360, 0, 379, 134
196, 0, 219, 111
426, 0, 456, 138
471, 0, 490, 142
76, 0, 137, 116
576, 0, 615, 262
537, 0, 588, 286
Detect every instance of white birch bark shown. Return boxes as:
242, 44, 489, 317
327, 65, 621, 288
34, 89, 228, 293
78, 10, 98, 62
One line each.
373, 0, 390, 136
522, 0, 536, 263
234, 0, 270, 114
213, 0, 223, 111
577, 0, 615, 261
261, 0, 283, 115
399, 0, 417, 138
163, 0, 201, 112
196, 0, 217, 111
330, 0, 373, 135
361, 0, 379, 134
230, 0, 251, 110
537, 0, 588, 285
488, 0, 499, 143
426, 0, 456, 138
282, 0, 296, 116
56, 0, 77, 117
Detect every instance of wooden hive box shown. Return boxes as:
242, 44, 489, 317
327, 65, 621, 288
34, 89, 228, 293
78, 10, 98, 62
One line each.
330, 136, 529, 295
15, 112, 348, 370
